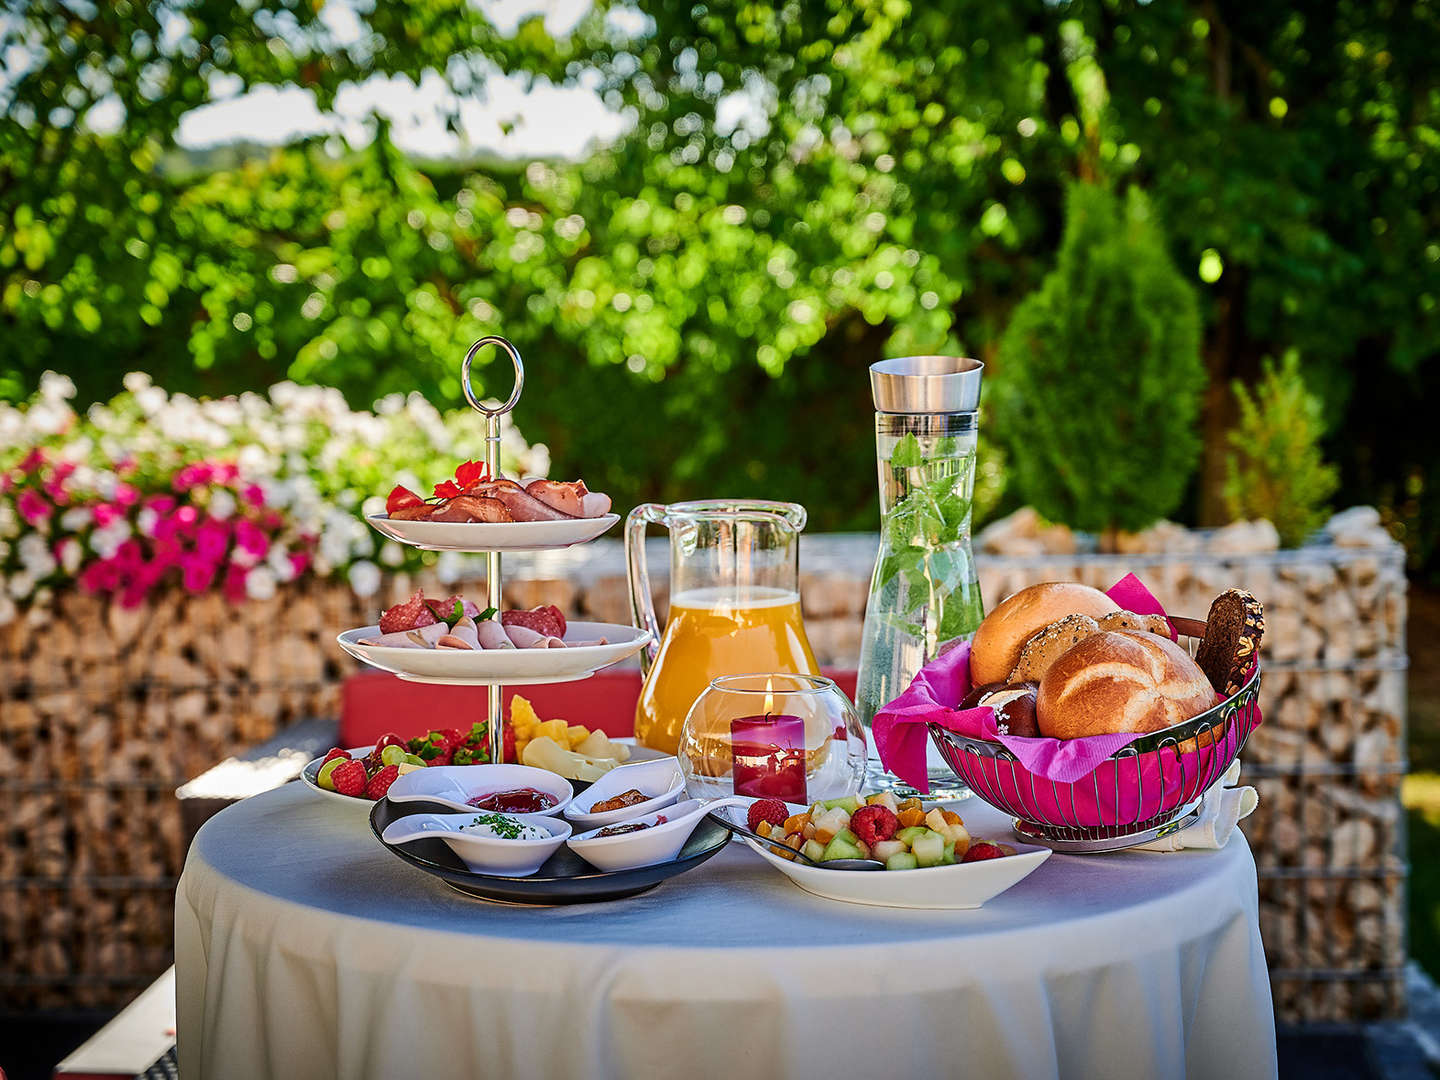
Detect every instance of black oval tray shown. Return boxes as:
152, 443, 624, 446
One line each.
369, 793, 730, 905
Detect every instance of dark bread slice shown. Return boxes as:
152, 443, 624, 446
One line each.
1195, 589, 1266, 695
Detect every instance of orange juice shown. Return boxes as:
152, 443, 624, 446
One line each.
633, 586, 820, 754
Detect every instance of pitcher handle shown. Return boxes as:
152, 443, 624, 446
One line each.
626, 504, 669, 674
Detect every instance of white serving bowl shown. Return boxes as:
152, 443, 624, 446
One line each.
366, 513, 620, 552
567, 798, 741, 873
300, 745, 379, 807
563, 757, 685, 831
381, 811, 572, 877
385, 764, 573, 817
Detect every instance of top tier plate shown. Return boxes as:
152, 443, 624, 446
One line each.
367, 512, 620, 552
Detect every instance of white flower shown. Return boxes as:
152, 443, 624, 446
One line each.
245, 566, 277, 601
209, 489, 236, 521
58, 538, 82, 574
9, 571, 34, 600
18, 533, 56, 577
40, 371, 77, 401
267, 543, 295, 583
379, 541, 404, 567
348, 559, 381, 597
137, 507, 159, 538
122, 371, 153, 392
0, 505, 18, 540
90, 520, 132, 559
135, 386, 166, 415
0, 592, 15, 626
59, 506, 93, 532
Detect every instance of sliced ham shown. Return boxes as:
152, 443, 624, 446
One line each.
444, 616, 481, 649
435, 634, 474, 650
428, 495, 513, 523
503, 624, 566, 649
359, 621, 448, 649
475, 619, 516, 650
472, 479, 577, 522
525, 479, 588, 517
579, 492, 612, 518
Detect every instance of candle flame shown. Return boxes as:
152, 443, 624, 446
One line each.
763, 677, 774, 716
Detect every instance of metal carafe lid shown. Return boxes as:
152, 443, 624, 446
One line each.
869, 356, 983, 414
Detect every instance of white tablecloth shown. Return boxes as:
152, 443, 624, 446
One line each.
175, 783, 1276, 1080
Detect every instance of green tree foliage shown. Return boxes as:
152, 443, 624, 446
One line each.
1223, 352, 1340, 547
993, 183, 1204, 535
1, 1, 1437, 541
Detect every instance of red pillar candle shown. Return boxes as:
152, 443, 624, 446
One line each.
730, 713, 808, 803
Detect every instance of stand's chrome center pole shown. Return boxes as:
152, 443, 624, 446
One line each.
461, 336, 525, 767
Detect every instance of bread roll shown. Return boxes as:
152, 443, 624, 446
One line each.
970, 582, 1119, 686
1036, 631, 1216, 739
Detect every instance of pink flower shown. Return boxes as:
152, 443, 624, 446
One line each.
115, 539, 143, 567
289, 551, 311, 578
175, 505, 198, 527
114, 482, 140, 508
18, 449, 45, 473
17, 489, 51, 525
235, 519, 269, 559
242, 484, 265, 507
196, 519, 230, 561
213, 463, 239, 484
92, 502, 124, 529
223, 565, 248, 603
144, 495, 176, 515
181, 555, 217, 594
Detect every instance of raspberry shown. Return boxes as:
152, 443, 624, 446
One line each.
330, 759, 367, 798
322, 747, 350, 765
849, 805, 899, 847
747, 799, 788, 833
963, 842, 1005, 863
365, 764, 400, 800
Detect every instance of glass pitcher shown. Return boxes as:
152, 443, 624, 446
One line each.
627, 500, 820, 754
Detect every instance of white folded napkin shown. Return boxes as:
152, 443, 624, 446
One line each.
1131, 761, 1258, 852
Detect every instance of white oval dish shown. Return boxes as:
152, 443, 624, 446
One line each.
567, 797, 744, 873
385, 763, 573, 817
366, 513, 620, 552
336, 621, 652, 685
300, 745, 379, 806
381, 811, 572, 876
563, 757, 685, 831
735, 819, 1051, 910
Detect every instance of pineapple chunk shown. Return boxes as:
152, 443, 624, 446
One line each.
538, 718, 570, 744
872, 839, 907, 861
941, 809, 964, 826
566, 724, 590, 749
801, 822, 817, 841
574, 729, 615, 758
947, 823, 972, 860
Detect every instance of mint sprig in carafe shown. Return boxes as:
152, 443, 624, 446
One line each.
856, 357, 985, 798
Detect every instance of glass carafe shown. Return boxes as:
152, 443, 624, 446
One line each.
856, 357, 985, 797
627, 500, 820, 754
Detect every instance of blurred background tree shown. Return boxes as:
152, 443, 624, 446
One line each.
1, 0, 1436, 559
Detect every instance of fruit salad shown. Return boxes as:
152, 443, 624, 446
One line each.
746, 792, 1016, 870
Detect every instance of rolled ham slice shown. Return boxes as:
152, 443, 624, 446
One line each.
473, 479, 576, 522
503, 624, 567, 649
443, 616, 481, 649
475, 619, 515, 650
428, 495, 513, 523
435, 635, 474, 650
359, 621, 450, 648
525, 479, 587, 517
579, 492, 612, 518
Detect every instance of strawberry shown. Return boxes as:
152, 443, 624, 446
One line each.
330, 759, 367, 798
963, 842, 1006, 863
374, 732, 407, 754
850, 805, 898, 847
747, 799, 789, 833
365, 763, 400, 800
322, 747, 350, 765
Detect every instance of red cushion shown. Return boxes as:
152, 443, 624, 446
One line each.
338, 669, 860, 748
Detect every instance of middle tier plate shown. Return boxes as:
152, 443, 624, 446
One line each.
367, 512, 620, 552
337, 621, 652, 685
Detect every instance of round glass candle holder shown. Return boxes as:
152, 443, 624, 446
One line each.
679, 673, 867, 804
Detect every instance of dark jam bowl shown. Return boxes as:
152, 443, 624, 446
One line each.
467, 787, 559, 814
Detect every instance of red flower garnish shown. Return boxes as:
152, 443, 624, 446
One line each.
386, 485, 425, 514
432, 460, 489, 500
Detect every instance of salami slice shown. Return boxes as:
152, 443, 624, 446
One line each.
501, 604, 566, 639
378, 590, 438, 634
424, 596, 482, 622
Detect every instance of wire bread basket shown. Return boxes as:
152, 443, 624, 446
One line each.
929, 615, 1262, 853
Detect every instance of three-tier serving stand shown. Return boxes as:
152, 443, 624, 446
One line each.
355, 336, 647, 765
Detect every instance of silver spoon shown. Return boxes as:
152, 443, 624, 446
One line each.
709, 813, 885, 870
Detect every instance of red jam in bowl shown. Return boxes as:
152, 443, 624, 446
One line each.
467, 787, 557, 813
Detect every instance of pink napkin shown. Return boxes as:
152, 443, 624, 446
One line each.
872, 574, 1187, 794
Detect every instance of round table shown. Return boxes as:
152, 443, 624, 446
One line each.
175, 783, 1276, 1080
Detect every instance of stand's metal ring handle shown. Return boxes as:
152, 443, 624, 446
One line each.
462, 336, 525, 416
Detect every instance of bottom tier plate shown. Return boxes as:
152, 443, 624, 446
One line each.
370, 794, 729, 905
